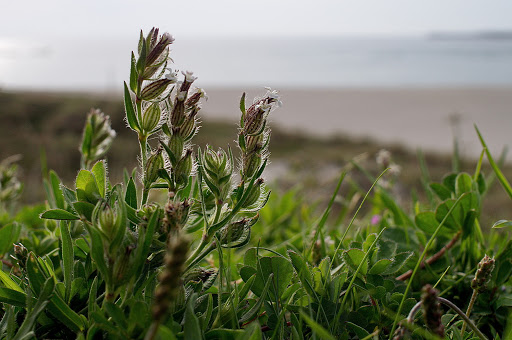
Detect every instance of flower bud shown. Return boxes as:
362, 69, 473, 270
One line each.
170, 98, 186, 127
245, 133, 264, 152
219, 218, 248, 245
141, 103, 161, 133
99, 205, 115, 233
185, 88, 207, 108
183, 267, 216, 284
471, 254, 495, 293
163, 199, 191, 232
242, 152, 262, 180
243, 178, 264, 208
175, 149, 193, 188
219, 215, 258, 246
243, 108, 265, 135
144, 148, 164, 188
80, 109, 116, 168
421, 284, 444, 338
146, 31, 174, 67
152, 234, 189, 322
168, 135, 184, 163
179, 108, 199, 141
140, 79, 173, 101
12, 243, 28, 269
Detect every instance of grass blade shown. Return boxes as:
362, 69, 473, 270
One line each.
475, 125, 512, 200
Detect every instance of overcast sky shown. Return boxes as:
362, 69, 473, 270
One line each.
2, 0, 512, 40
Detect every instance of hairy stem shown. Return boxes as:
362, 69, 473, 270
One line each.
438, 297, 488, 340
460, 289, 479, 336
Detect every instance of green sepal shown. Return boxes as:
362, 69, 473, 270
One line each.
129, 52, 138, 93
239, 92, 246, 125
136, 38, 147, 75
124, 82, 141, 133
160, 139, 177, 165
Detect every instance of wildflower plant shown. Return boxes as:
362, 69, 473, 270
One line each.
2, 26, 512, 340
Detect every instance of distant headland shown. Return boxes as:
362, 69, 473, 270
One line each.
427, 30, 512, 40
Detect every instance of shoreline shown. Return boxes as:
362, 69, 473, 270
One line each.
202, 86, 512, 158
2, 86, 511, 158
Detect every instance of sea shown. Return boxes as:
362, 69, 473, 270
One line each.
1, 36, 512, 90
1, 35, 512, 156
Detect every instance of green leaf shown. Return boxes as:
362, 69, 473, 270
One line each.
91, 160, 107, 198
475, 125, 512, 200
455, 172, 473, 196
288, 250, 316, 298
236, 321, 262, 340
429, 183, 452, 201
415, 211, 438, 235
343, 248, 368, 275
0, 270, 23, 293
0, 287, 27, 307
239, 274, 273, 324
105, 302, 127, 329
493, 220, 512, 229
300, 311, 336, 340
184, 294, 204, 340
40, 209, 79, 220
72, 202, 95, 221
382, 252, 414, 275
88, 277, 98, 322
26, 253, 45, 295
59, 222, 74, 303
76, 170, 101, 203
124, 82, 141, 133
435, 199, 464, 231
0, 223, 21, 255
155, 325, 177, 340
131, 209, 160, 278
243, 247, 258, 268
345, 321, 370, 339
84, 225, 109, 287
129, 52, 138, 93
136, 38, 147, 74
239, 92, 246, 123
26, 253, 85, 332
368, 259, 392, 275
125, 177, 137, 210
442, 173, 457, 193
49, 170, 65, 209
258, 256, 293, 299
13, 278, 54, 340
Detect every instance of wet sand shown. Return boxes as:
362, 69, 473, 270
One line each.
203, 87, 512, 158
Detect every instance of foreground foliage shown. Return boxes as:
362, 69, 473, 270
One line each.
1, 28, 512, 340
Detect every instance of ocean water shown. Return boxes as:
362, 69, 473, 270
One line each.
1, 36, 512, 90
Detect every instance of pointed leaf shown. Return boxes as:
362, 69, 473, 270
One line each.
91, 160, 107, 198
125, 177, 137, 210
124, 82, 141, 133
76, 170, 101, 203
40, 209, 79, 221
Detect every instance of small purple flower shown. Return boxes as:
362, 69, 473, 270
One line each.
371, 215, 381, 225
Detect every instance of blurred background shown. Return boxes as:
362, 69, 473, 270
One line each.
1, 0, 512, 220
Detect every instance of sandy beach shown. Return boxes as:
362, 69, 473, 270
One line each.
202, 87, 512, 158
